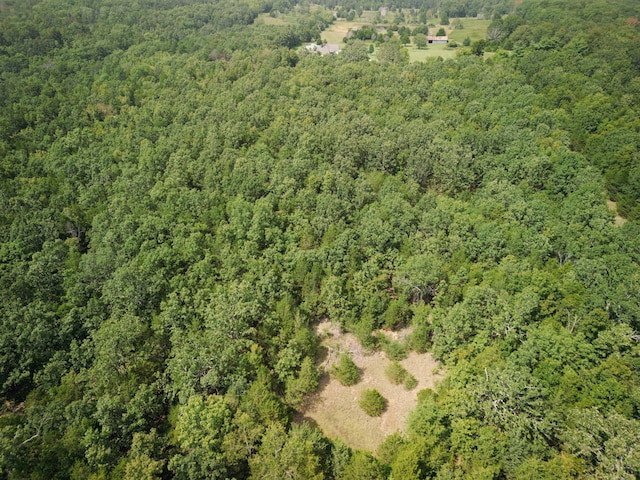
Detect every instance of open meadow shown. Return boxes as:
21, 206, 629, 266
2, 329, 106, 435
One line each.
447, 17, 492, 43
406, 43, 459, 61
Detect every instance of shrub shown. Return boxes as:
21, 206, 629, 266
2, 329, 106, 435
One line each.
385, 361, 407, 385
382, 340, 407, 361
360, 389, 386, 416
382, 299, 411, 330
332, 353, 359, 386
417, 388, 436, 404
385, 361, 418, 390
408, 323, 432, 353
403, 374, 418, 390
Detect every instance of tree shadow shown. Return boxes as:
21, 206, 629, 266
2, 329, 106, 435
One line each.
292, 414, 321, 431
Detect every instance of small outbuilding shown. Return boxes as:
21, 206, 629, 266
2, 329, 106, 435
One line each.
427, 36, 448, 44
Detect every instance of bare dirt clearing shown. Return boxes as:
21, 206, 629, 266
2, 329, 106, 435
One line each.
297, 320, 444, 452
607, 200, 627, 227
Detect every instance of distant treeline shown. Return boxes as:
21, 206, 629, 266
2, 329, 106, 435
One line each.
310, 0, 514, 17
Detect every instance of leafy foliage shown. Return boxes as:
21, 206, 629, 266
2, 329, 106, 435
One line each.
384, 361, 418, 390
332, 353, 360, 386
0, 0, 638, 478
359, 389, 387, 417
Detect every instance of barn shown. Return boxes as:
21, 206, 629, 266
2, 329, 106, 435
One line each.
427, 35, 448, 44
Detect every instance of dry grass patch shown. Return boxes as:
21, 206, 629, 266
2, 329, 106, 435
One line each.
321, 20, 373, 45
296, 320, 444, 452
607, 200, 628, 226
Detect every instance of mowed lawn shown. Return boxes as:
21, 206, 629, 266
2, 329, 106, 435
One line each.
407, 43, 459, 61
447, 17, 491, 43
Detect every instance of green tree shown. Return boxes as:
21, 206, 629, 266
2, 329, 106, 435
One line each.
285, 356, 320, 408
414, 34, 428, 49
389, 439, 431, 480
471, 39, 486, 56
249, 423, 330, 480
340, 40, 370, 62
359, 389, 386, 416
376, 40, 409, 65
343, 451, 388, 479
332, 353, 360, 386
168, 395, 234, 479
562, 409, 640, 479
118, 430, 165, 480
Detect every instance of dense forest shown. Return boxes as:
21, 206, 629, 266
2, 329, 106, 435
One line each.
1, 0, 639, 478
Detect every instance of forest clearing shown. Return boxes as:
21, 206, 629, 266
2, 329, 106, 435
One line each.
298, 321, 443, 451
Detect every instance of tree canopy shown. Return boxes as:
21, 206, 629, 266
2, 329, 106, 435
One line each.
0, 0, 639, 478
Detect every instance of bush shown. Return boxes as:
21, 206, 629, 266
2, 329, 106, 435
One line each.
382, 340, 407, 361
332, 353, 359, 386
385, 361, 418, 390
408, 323, 432, 353
382, 299, 411, 330
352, 315, 379, 350
360, 389, 386, 416
385, 361, 407, 385
403, 374, 418, 390
417, 388, 436, 404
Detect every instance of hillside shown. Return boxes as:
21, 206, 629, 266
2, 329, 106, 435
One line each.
0, 0, 639, 479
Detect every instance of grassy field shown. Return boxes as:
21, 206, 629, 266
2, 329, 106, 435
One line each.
407, 44, 459, 61
447, 17, 491, 43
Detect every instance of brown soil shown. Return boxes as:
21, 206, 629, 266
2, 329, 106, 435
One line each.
296, 320, 444, 452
